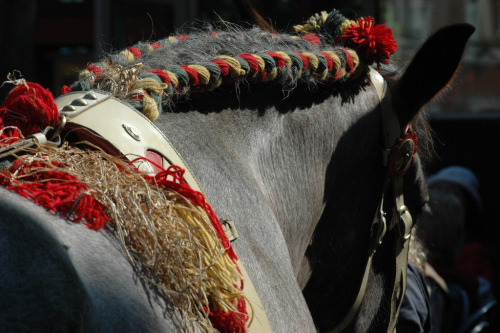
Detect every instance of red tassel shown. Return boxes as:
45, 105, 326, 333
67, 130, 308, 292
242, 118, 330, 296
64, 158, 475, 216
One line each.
0, 82, 59, 143
146, 165, 236, 260
0, 159, 109, 229
140, 164, 248, 332
207, 294, 249, 333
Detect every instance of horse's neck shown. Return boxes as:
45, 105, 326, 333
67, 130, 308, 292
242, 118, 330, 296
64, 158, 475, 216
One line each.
155, 85, 381, 273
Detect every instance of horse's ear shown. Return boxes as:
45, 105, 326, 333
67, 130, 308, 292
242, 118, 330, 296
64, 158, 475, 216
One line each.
394, 24, 475, 124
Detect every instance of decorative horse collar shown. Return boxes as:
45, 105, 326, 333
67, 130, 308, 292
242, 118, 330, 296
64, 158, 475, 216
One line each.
55, 90, 201, 184
55, 89, 273, 332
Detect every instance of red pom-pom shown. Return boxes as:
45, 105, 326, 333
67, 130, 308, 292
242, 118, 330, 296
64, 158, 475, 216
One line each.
0, 82, 59, 143
341, 17, 397, 68
61, 85, 72, 95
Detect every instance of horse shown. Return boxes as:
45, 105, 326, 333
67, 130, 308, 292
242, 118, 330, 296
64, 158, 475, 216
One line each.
0, 10, 474, 332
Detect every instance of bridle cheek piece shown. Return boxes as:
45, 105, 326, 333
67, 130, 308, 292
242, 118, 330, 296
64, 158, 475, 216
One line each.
377, 76, 418, 332
389, 125, 418, 179
388, 125, 418, 242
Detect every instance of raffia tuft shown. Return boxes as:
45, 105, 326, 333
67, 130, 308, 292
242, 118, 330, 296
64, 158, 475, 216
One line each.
14, 143, 245, 332
80, 63, 162, 100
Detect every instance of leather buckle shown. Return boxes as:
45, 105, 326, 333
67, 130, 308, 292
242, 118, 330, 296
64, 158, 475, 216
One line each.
389, 126, 418, 178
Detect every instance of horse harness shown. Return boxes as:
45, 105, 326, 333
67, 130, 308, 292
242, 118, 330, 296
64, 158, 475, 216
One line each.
0, 67, 417, 332
331, 68, 418, 332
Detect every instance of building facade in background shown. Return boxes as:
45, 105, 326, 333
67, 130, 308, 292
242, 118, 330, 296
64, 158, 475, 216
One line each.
384, 0, 500, 114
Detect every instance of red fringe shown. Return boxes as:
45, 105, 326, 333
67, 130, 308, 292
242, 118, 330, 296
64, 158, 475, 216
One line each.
142, 164, 248, 332
206, 294, 249, 333
0, 159, 109, 230
145, 165, 237, 260
0, 81, 249, 332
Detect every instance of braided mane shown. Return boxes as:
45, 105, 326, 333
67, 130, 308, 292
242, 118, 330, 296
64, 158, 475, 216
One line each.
68, 10, 397, 122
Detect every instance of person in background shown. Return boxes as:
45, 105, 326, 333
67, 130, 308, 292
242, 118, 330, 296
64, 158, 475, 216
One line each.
417, 166, 495, 332
426, 166, 494, 295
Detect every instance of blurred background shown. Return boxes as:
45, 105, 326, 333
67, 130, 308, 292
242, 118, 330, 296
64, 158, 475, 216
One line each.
1, 0, 499, 328
1, 0, 498, 115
